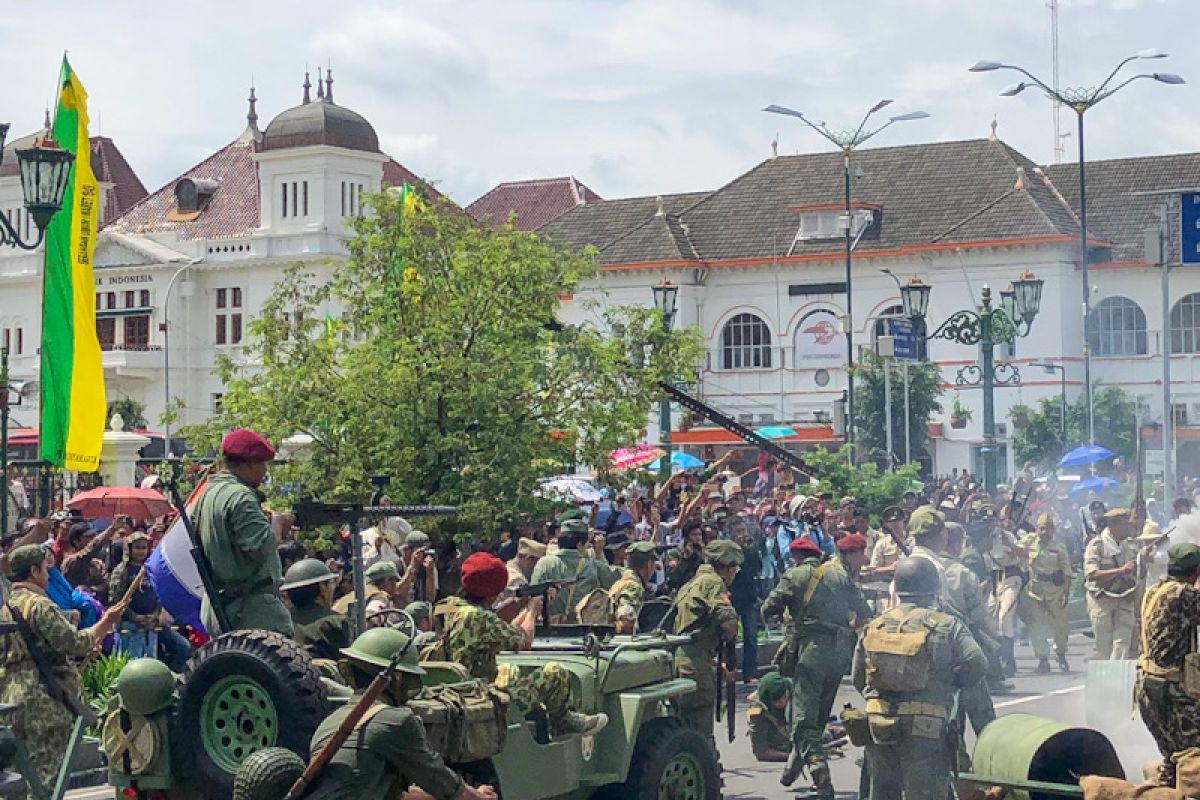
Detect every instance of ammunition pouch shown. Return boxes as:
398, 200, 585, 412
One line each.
407, 681, 509, 763
772, 636, 799, 677
840, 706, 871, 747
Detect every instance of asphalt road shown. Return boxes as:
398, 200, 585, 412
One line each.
717, 630, 1160, 799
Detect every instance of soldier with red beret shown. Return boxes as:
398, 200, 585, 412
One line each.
192, 428, 293, 637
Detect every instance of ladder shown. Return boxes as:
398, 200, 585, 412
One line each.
658, 382, 814, 478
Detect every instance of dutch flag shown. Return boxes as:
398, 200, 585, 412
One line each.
145, 477, 209, 633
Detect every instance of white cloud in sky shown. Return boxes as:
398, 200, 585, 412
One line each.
1, 0, 1195, 205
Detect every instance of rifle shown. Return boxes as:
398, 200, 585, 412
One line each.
715, 636, 737, 743
283, 642, 411, 800
165, 466, 233, 634
6, 604, 97, 727
516, 578, 577, 630
1133, 423, 1147, 528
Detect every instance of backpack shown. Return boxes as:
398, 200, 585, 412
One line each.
861, 607, 937, 693
407, 680, 510, 763
575, 589, 613, 625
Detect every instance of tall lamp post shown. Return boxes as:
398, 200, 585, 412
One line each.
0, 120, 76, 534
969, 51, 1184, 446
763, 101, 929, 459
652, 280, 679, 484
902, 273, 1044, 494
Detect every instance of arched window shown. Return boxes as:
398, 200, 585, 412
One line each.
1089, 297, 1147, 356
720, 313, 772, 369
1171, 293, 1200, 354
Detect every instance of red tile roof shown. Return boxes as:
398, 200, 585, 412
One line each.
106, 136, 261, 240
383, 159, 447, 203
467, 176, 601, 231
90, 137, 148, 225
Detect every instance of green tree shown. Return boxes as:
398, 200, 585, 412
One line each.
1012, 384, 1137, 470
851, 350, 943, 470
183, 189, 704, 536
802, 445, 922, 513
107, 397, 148, 430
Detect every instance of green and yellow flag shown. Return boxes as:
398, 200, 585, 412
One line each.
39, 56, 105, 471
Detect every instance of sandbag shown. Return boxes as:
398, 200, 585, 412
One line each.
408, 680, 509, 763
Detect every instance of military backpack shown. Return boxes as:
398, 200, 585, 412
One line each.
860, 606, 938, 693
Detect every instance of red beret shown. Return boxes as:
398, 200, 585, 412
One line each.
221, 429, 276, 462
789, 536, 822, 556
461, 552, 508, 599
836, 533, 869, 553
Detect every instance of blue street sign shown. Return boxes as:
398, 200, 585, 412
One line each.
886, 317, 921, 361
1181, 192, 1200, 265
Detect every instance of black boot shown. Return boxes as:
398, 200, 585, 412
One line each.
1000, 636, 1017, 677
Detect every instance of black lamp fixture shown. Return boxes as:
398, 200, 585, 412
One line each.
898, 276, 932, 320
0, 127, 75, 250
652, 279, 679, 325
999, 284, 1017, 320
1012, 271, 1045, 323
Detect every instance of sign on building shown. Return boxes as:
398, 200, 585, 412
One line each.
1181, 192, 1200, 265
1145, 448, 1165, 477
794, 309, 846, 365
885, 317, 921, 361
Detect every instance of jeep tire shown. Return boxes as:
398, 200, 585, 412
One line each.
600, 717, 721, 800
177, 630, 332, 799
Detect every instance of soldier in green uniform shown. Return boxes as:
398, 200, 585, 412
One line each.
1137, 543, 1200, 787
673, 539, 742, 743
748, 670, 794, 762
763, 534, 872, 796
282, 559, 352, 662
303, 627, 497, 800
609, 541, 658, 634
0, 545, 123, 788
193, 428, 293, 636
404, 601, 439, 647
441, 552, 607, 740
1021, 514, 1072, 673
853, 557, 988, 800
530, 519, 619, 623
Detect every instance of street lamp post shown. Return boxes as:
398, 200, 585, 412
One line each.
763, 101, 929, 459
902, 273, 1044, 494
652, 280, 679, 484
970, 51, 1184, 446
0, 119, 76, 533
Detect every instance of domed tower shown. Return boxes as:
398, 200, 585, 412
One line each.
253, 68, 388, 235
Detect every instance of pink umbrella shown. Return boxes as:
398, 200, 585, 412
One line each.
67, 486, 174, 521
609, 443, 667, 471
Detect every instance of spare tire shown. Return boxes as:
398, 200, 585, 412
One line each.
233, 747, 305, 800
176, 630, 331, 799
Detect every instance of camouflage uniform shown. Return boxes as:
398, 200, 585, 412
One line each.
0, 583, 94, 789
608, 567, 647, 631
762, 554, 871, 788
853, 602, 988, 800
673, 562, 739, 738
1020, 532, 1071, 664
1137, 574, 1200, 786
193, 472, 293, 636
438, 596, 572, 729
530, 548, 618, 623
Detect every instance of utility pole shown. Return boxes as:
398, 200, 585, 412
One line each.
1156, 206, 1174, 504
879, 335, 895, 471
903, 361, 912, 465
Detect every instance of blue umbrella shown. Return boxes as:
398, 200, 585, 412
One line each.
1057, 445, 1115, 469
649, 451, 705, 471
757, 425, 796, 439
1069, 476, 1119, 497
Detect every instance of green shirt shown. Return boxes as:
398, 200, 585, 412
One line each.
530, 548, 618, 622
911, 546, 993, 637
673, 564, 737, 694
748, 699, 792, 759
193, 472, 292, 636
762, 555, 873, 670
305, 701, 464, 800
290, 603, 352, 661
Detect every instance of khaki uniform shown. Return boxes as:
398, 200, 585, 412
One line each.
501, 559, 530, 602
1137, 578, 1200, 786
192, 472, 292, 636
989, 529, 1027, 639
762, 555, 871, 781
530, 549, 618, 623
853, 603, 988, 800
0, 584, 94, 788
1084, 534, 1141, 660
304, 698, 465, 800
1020, 533, 1071, 661
673, 564, 738, 737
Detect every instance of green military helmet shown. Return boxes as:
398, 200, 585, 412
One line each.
117, 657, 176, 715
340, 627, 425, 675
279, 558, 337, 591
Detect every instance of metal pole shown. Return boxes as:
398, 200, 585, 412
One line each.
1160, 207, 1174, 505
1077, 110, 1095, 445
844, 151, 855, 457
349, 519, 367, 638
903, 361, 912, 465
162, 259, 199, 448
884, 356, 893, 471
659, 310, 674, 484
1, 346, 8, 537
1058, 367, 1067, 442
981, 297, 997, 494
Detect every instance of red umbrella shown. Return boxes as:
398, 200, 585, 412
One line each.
67, 486, 173, 521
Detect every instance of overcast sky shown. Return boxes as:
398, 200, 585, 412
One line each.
3, 0, 1196, 205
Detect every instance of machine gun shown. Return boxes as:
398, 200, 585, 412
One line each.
715, 636, 737, 743
515, 578, 577, 631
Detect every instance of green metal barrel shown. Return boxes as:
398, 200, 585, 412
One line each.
971, 713, 1124, 800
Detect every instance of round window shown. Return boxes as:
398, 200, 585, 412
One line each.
814, 369, 831, 387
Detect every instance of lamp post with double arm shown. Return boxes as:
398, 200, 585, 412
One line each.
652, 280, 680, 484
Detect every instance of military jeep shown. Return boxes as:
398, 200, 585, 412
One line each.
104, 625, 721, 800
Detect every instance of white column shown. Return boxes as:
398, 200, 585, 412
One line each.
100, 415, 150, 487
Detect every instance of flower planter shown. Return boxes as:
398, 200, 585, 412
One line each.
1011, 412, 1029, 429
950, 415, 968, 430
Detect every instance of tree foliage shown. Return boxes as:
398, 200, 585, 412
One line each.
851, 350, 943, 470
802, 445, 923, 512
1012, 384, 1137, 470
183, 189, 704, 535
107, 397, 148, 430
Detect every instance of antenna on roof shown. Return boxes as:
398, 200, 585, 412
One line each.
303, 67, 312, 104
325, 64, 334, 104
316, 67, 325, 101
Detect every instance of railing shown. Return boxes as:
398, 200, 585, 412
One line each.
99, 343, 163, 353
